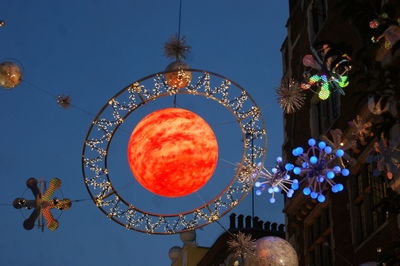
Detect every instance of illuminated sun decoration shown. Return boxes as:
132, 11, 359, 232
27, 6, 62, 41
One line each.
127, 108, 218, 197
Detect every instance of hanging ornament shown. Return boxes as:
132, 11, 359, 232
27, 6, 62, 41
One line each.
56, 95, 72, 109
300, 45, 352, 100
227, 232, 256, 261
13, 178, 72, 231
0, 61, 22, 89
348, 115, 374, 146
164, 35, 191, 60
276, 80, 305, 114
82, 0, 268, 234
368, 92, 398, 116
250, 236, 298, 266
290, 138, 350, 202
321, 128, 356, 168
165, 60, 192, 89
370, 13, 400, 49
302, 54, 321, 70
127, 107, 218, 197
369, 19, 380, 29
82, 69, 267, 234
367, 136, 400, 179
164, 36, 192, 89
252, 157, 295, 203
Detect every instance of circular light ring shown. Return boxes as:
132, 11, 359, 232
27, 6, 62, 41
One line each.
82, 69, 267, 234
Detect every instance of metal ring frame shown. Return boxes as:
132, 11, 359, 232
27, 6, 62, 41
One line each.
82, 69, 267, 234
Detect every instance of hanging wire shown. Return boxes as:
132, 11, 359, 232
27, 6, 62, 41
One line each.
23, 80, 96, 117
177, 0, 183, 40
173, 0, 183, 107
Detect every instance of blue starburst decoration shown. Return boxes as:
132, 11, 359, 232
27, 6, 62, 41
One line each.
290, 138, 350, 202
252, 156, 295, 204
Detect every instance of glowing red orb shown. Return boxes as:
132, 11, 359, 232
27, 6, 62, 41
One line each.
127, 108, 218, 197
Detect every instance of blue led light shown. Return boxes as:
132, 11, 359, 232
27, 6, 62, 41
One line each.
336, 149, 344, 157
284, 174, 291, 180
324, 146, 332, 153
326, 171, 335, 179
318, 194, 325, 203
256, 190, 262, 196
302, 162, 308, 168
333, 166, 341, 173
255, 181, 261, 188
293, 167, 301, 175
341, 169, 350, 176
273, 186, 280, 193
308, 138, 316, 146
268, 188, 273, 194
272, 167, 278, 174
310, 156, 318, 164
311, 192, 318, 199
303, 187, 311, 195
276, 156, 283, 162
269, 198, 276, 203
318, 176, 324, 182
285, 163, 294, 171
332, 184, 344, 193
297, 147, 304, 155
318, 141, 326, 149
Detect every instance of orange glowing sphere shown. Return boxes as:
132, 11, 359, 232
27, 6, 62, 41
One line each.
127, 108, 218, 197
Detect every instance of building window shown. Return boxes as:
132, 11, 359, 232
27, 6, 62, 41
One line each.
305, 207, 332, 266
352, 162, 388, 245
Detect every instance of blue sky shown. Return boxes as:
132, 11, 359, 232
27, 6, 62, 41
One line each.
0, 1, 288, 265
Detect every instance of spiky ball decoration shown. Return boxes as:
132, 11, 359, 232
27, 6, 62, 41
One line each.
227, 232, 256, 259
253, 157, 295, 203
276, 80, 305, 114
56, 95, 72, 109
290, 138, 350, 202
164, 35, 191, 61
164, 35, 192, 89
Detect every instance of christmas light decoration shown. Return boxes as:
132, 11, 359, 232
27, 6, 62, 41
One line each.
13, 178, 71, 231
276, 80, 305, 114
227, 232, 256, 259
348, 115, 373, 146
251, 236, 298, 266
0, 61, 22, 89
82, 69, 267, 234
290, 138, 350, 202
56, 95, 72, 109
252, 157, 295, 204
321, 128, 356, 168
300, 45, 352, 100
368, 137, 400, 180
369, 13, 400, 49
